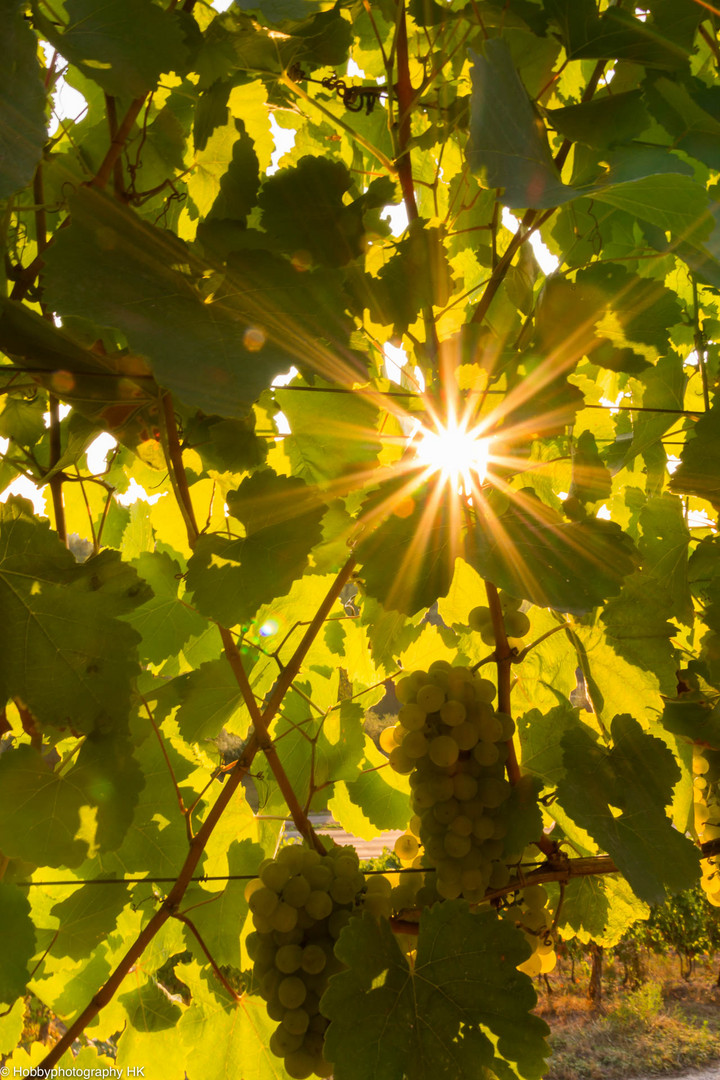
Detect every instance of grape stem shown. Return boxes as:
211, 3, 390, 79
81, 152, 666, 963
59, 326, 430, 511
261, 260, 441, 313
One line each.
484, 581, 521, 785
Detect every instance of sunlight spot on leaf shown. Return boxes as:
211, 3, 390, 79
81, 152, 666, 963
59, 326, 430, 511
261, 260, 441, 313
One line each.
43, 403, 71, 428
86, 432, 118, 475
371, 968, 390, 989
667, 455, 681, 474
274, 411, 291, 436
383, 341, 407, 383
115, 478, 167, 507
597, 504, 612, 520
272, 367, 299, 387
382, 203, 409, 237
501, 207, 559, 275
268, 113, 296, 176
0, 476, 45, 515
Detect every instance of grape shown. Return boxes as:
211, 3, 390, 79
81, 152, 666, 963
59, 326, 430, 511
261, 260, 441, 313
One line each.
379, 726, 398, 753
468, 605, 492, 631
440, 699, 466, 727
284, 1050, 316, 1079
305, 890, 333, 921
505, 610, 530, 638
395, 833, 420, 861
473, 741, 500, 767
261, 861, 291, 892
473, 676, 496, 703
277, 846, 308, 874
330, 877, 357, 905
433, 798, 459, 825
276, 944, 304, 973
270, 1028, 305, 1057
417, 684, 446, 713
449, 814, 473, 836
453, 773, 478, 801
403, 730, 429, 758
248, 846, 370, 1074
301, 944, 327, 974
398, 703, 427, 731
443, 832, 472, 858
453, 721, 480, 751
283, 874, 312, 908
389, 746, 415, 774
249, 887, 279, 918
428, 735, 459, 767
271, 902, 299, 933
278, 976, 307, 1009
306, 864, 333, 891
283, 1008, 311, 1035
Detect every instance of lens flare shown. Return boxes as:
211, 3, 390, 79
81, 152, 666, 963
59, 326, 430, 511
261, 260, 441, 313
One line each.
413, 417, 490, 493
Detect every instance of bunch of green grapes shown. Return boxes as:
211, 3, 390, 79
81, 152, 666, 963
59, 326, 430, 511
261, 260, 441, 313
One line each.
383, 661, 516, 902
468, 593, 530, 647
501, 884, 557, 977
692, 745, 720, 906
245, 844, 378, 1079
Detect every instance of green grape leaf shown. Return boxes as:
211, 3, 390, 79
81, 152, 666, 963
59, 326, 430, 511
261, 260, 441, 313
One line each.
0, 884, 35, 1006
556, 714, 700, 903
204, 121, 260, 224
601, 494, 691, 688
123, 551, 208, 664
592, 173, 710, 243
329, 737, 410, 837
118, 978, 183, 1033
472, 492, 638, 615
569, 431, 612, 505
467, 39, 575, 209
670, 401, 720, 507
356, 476, 457, 616
66, 730, 145, 853
49, 883, 130, 961
40, 187, 297, 420
557, 874, 649, 946
644, 76, 720, 171
323, 905, 550, 1080
0, 498, 141, 734
544, 91, 649, 150
660, 693, 720, 752
274, 382, 383, 485
168, 656, 252, 744
258, 156, 367, 267
363, 221, 454, 333
97, 731, 198, 877
502, 774, 544, 859
35, 0, 188, 98
517, 698, 580, 786
177, 960, 285, 1080
544, 0, 690, 68
0, 0, 47, 199
181, 839, 264, 969
0, 746, 88, 868
187, 470, 325, 627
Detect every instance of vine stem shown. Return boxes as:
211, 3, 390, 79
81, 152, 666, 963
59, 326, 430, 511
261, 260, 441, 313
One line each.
218, 627, 325, 854
394, 1, 441, 366
92, 96, 147, 190
33, 163, 67, 544
158, 390, 352, 853
172, 911, 242, 1002
470, 57, 606, 328
37, 737, 259, 1071
484, 580, 521, 784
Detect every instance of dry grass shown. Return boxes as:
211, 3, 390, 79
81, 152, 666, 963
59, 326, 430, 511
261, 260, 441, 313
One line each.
538, 954, 720, 1080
